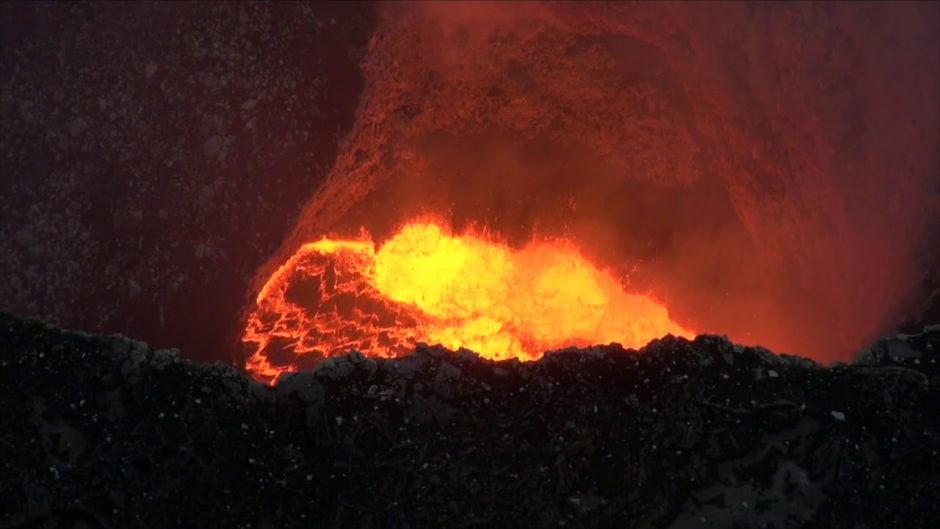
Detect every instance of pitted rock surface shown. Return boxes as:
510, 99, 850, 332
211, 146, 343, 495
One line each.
1, 313, 937, 528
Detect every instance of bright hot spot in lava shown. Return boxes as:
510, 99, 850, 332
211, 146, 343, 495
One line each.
243, 220, 691, 384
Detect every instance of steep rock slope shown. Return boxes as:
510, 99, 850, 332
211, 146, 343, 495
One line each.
274, 2, 939, 361
0, 2, 376, 362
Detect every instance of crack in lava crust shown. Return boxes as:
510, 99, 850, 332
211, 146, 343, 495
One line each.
243, 221, 692, 384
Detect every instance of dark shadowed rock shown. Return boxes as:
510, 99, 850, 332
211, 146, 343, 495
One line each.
0, 312, 937, 528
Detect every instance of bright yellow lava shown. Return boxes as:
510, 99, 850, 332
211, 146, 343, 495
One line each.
243, 221, 692, 383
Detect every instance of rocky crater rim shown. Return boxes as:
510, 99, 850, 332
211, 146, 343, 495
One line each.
4, 311, 936, 392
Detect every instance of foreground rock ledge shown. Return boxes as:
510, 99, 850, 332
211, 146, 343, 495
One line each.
1, 312, 937, 528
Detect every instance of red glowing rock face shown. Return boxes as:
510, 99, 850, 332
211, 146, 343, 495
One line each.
251, 3, 937, 365
243, 221, 691, 384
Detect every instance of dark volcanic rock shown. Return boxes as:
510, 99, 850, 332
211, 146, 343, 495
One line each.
1, 312, 937, 528
0, 2, 376, 364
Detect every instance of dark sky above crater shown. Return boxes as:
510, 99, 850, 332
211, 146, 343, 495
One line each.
1, 2, 937, 366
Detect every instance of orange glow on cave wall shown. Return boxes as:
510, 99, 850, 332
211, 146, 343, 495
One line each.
241, 3, 938, 380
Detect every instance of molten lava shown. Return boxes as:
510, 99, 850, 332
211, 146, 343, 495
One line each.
243, 221, 692, 384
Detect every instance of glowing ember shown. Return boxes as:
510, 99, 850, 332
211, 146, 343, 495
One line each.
243, 221, 692, 384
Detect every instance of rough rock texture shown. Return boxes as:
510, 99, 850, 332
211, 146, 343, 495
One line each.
274, 2, 939, 362
2, 312, 937, 528
0, 2, 375, 363
1, 3, 937, 371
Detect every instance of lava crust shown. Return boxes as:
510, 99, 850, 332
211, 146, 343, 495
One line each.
1, 312, 937, 528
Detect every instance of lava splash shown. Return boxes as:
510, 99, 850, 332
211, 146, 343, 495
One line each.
243, 221, 692, 384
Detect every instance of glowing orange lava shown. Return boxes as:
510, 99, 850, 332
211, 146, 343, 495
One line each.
243, 221, 692, 384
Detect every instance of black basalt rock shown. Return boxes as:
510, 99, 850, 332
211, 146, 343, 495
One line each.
0, 312, 937, 528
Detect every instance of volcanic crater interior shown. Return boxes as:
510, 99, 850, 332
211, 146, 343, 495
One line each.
0, 2, 936, 375
238, 4, 938, 381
